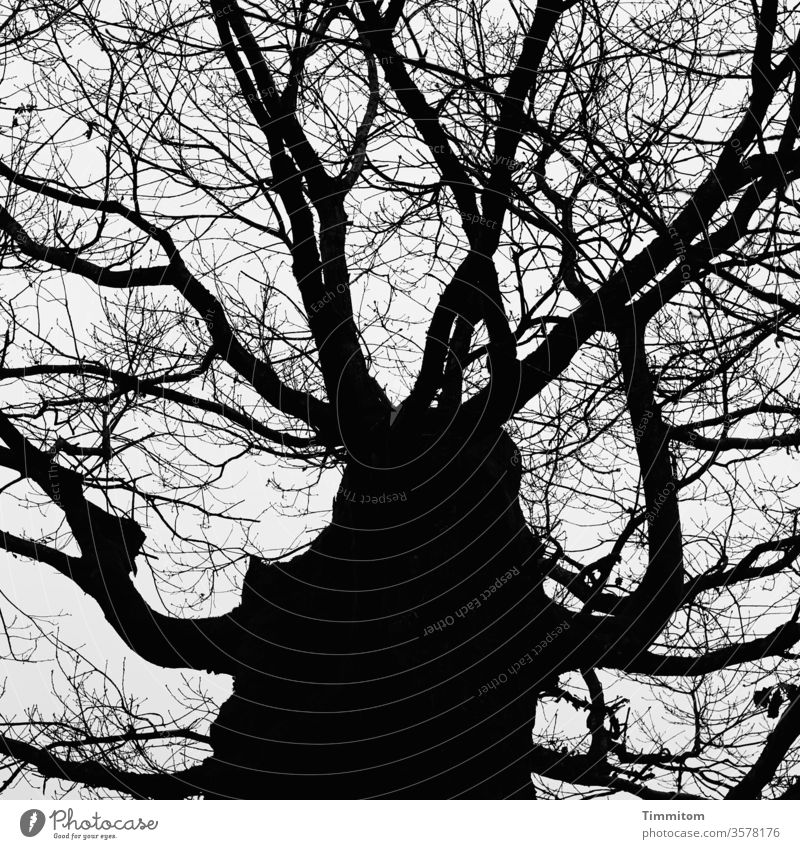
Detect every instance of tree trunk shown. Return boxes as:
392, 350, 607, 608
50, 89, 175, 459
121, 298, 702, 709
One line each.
202, 427, 564, 798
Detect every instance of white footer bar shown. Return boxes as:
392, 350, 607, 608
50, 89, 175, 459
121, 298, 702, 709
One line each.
2, 800, 796, 848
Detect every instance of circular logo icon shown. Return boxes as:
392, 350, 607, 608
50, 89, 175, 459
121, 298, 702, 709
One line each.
19, 810, 45, 837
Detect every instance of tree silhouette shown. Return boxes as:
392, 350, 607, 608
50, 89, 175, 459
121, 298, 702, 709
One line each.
2, 0, 800, 799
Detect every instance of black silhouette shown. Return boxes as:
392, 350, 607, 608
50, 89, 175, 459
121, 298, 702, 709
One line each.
2, 0, 800, 800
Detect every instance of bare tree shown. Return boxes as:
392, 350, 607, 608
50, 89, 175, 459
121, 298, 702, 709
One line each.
2, 0, 800, 799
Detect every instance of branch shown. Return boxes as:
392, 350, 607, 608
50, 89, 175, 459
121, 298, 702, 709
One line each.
614, 621, 800, 676
0, 196, 337, 441
0, 529, 74, 575
0, 735, 209, 799
481, 0, 576, 251
0, 362, 320, 451
458, 29, 800, 429
727, 690, 800, 799
680, 535, 800, 602
355, 0, 482, 243
0, 411, 240, 673
614, 330, 684, 632
529, 741, 701, 799
340, 30, 380, 190
211, 3, 390, 435
671, 428, 800, 452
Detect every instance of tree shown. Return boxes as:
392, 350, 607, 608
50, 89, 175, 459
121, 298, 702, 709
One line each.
2, 0, 800, 799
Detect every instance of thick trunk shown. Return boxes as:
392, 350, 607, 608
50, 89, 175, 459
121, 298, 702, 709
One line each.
201, 427, 566, 798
